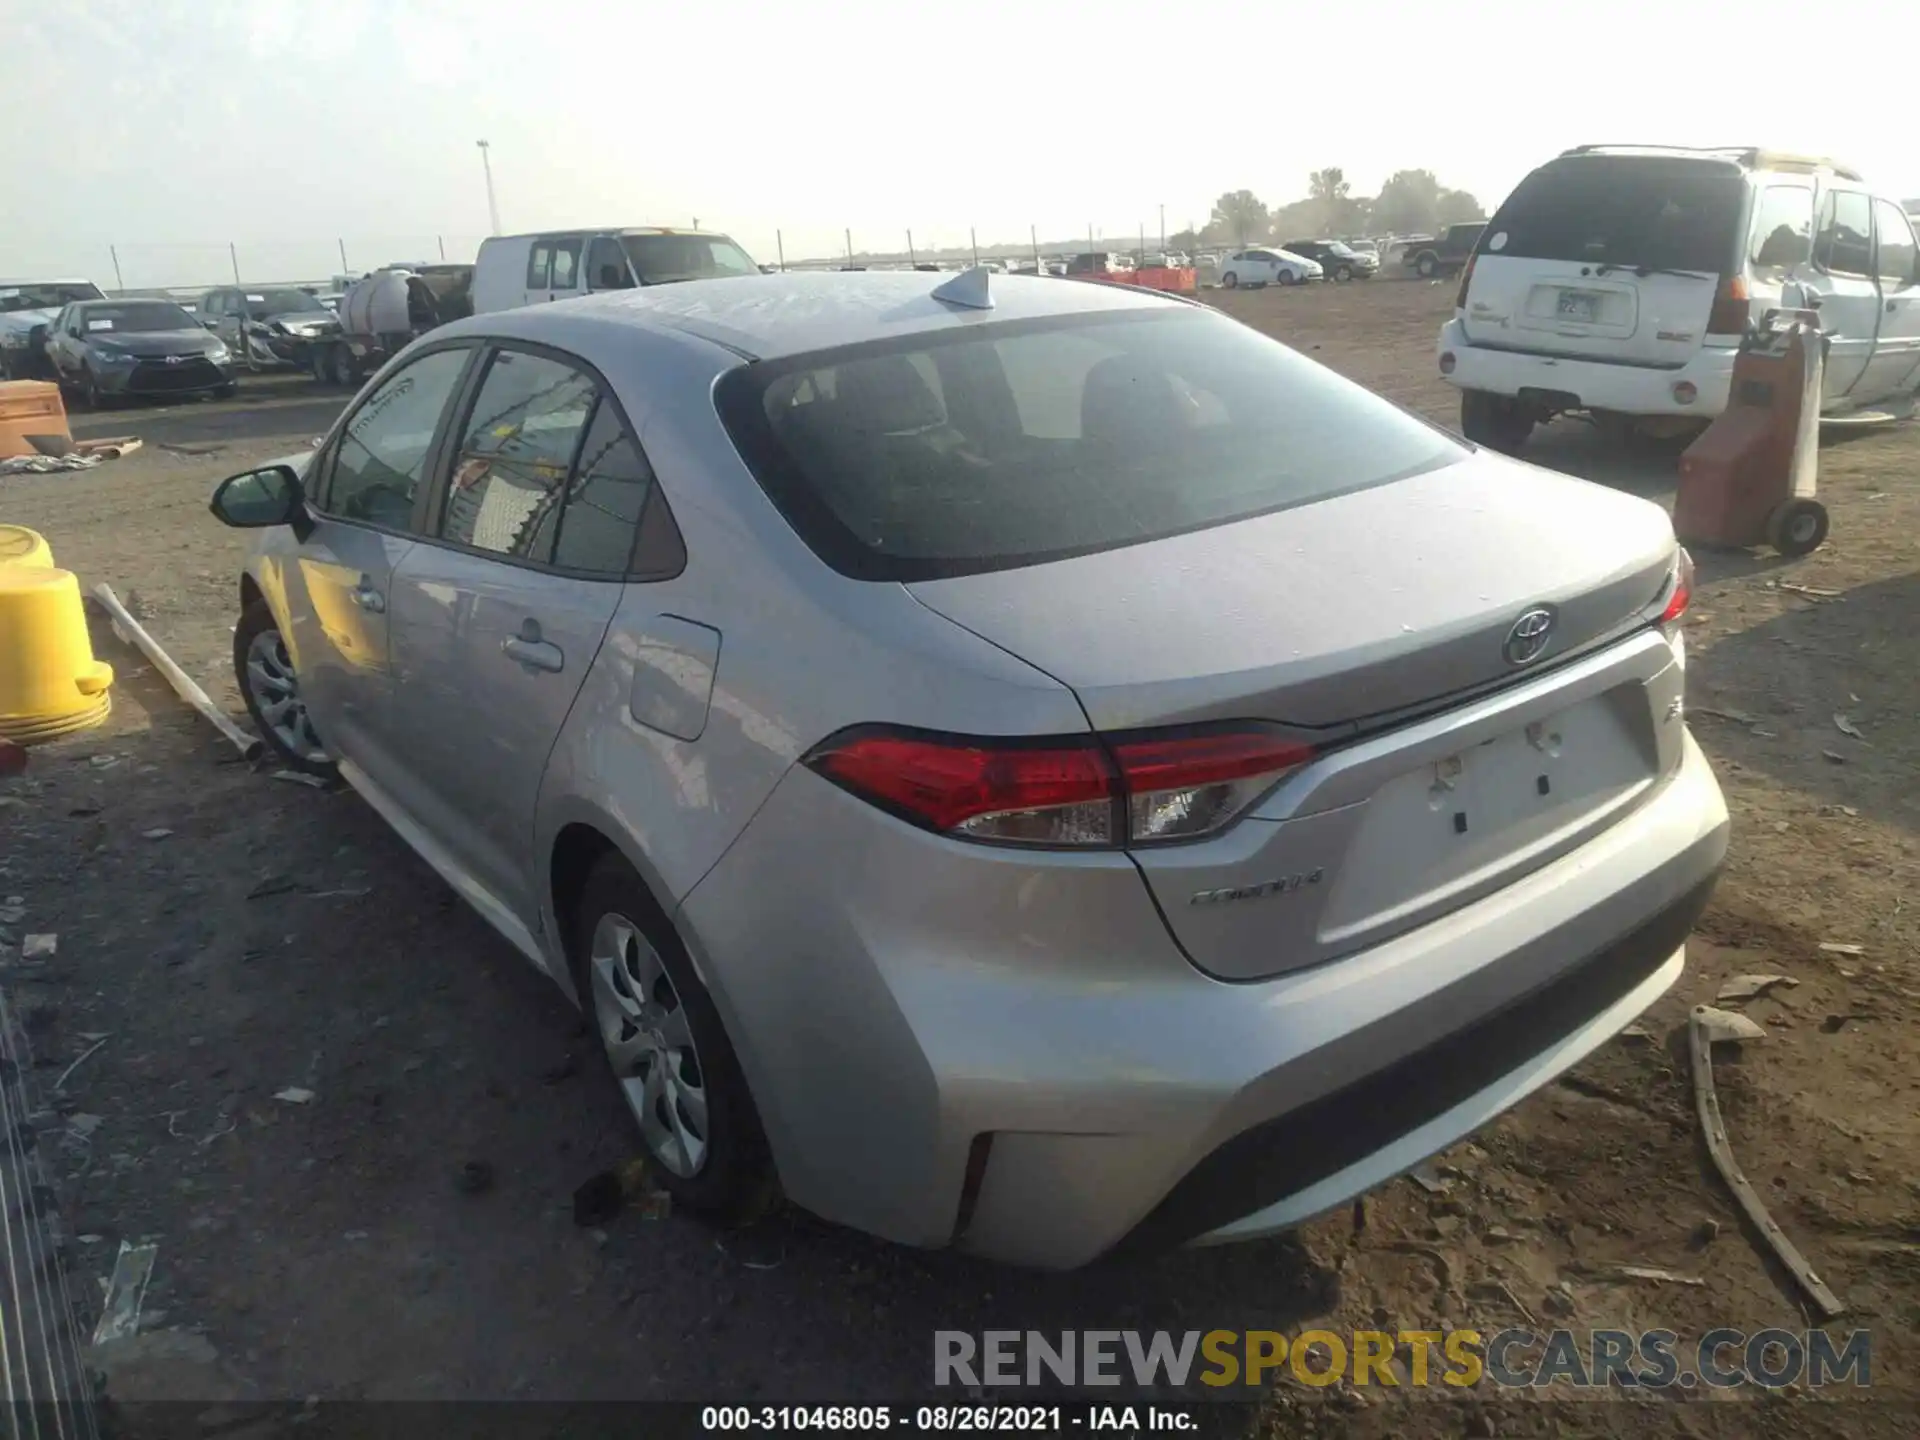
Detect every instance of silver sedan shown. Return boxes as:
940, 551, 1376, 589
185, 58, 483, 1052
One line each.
210, 269, 1727, 1267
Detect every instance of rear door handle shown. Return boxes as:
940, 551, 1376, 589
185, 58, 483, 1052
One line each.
503, 634, 564, 673
350, 577, 385, 613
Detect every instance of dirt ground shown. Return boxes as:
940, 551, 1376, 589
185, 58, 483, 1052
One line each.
1, 279, 1915, 1436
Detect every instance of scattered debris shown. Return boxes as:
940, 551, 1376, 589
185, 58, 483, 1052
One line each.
1692, 706, 1763, 730
1613, 1265, 1706, 1288
272, 770, 330, 789
1691, 1005, 1767, 1042
306, 886, 371, 899
714, 1238, 784, 1271
456, 1160, 496, 1196
1466, 1278, 1537, 1324
1689, 1005, 1843, 1319
1716, 973, 1799, 1004
1778, 582, 1842, 599
91, 583, 263, 760
1691, 1219, 1721, 1248
1833, 713, 1865, 740
140, 827, 174, 841
572, 1157, 669, 1227
272, 1087, 315, 1105
1409, 1164, 1451, 1196
1822, 750, 1847, 765
1819, 942, 1868, 957
1620, 1024, 1655, 1042
91, 1240, 159, 1345
54, 1035, 109, 1090
23, 933, 56, 959
246, 876, 302, 900
157, 441, 227, 457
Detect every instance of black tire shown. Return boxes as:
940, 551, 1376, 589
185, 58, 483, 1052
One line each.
1222, 271, 1239, 289
1335, 263, 1353, 282
312, 346, 332, 383
1766, 499, 1829, 557
1417, 253, 1438, 278
233, 599, 335, 776
570, 853, 777, 1225
1460, 390, 1533, 455
81, 368, 106, 411
329, 344, 357, 387
214, 381, 238, 400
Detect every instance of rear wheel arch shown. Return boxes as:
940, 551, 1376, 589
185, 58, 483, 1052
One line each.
547, 820, 682, 1004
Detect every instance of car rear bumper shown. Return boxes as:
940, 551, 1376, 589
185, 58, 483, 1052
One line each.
680, 726, 1728, 1268
1439, 317, 1736, 417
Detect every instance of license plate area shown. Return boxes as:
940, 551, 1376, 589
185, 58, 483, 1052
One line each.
1557, 289, 1602, 323
1318, 691, 1657, 945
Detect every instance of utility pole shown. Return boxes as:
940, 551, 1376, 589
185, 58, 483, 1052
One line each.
777, 230, 785, 272
229, 242, 240, 283
971, 227, 978, 266
1159, 203, 1166, 252
338, 238, 348, 272
1031, 225, 1040, 271
908, 230, 916, 267
476, 140, 501, 235
845, 228, 853, 266
109, 245, 125, 292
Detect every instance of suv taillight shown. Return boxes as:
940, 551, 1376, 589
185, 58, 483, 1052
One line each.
1454, 254, 1477, 307
803, 725, 1315, 848
1706, 275, 1751, 337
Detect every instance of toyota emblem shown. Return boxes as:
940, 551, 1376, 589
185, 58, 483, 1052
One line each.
164, 355, 183, 365
1503, 607, 1555, 666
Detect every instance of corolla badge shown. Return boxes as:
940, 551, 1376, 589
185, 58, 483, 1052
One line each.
1503, 607, 1555, 666
1190, 869, 1323, 906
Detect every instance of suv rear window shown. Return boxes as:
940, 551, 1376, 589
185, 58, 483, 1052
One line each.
714, 308, 1460, 581
1485, 157, 1744, 273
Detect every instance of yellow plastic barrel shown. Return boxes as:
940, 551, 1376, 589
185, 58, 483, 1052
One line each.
0, 566, 113, 743
0, 524, 54, 569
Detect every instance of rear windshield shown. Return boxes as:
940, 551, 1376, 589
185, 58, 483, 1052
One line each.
622, 234, 759, 285
1485, 158, 1743, 272
1, 282, 105, 312
714, 308, 1461, 581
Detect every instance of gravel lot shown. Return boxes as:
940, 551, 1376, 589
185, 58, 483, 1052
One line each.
2, 279, 1915, 1437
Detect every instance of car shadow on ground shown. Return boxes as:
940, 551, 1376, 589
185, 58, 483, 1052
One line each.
67, 375, 348, 452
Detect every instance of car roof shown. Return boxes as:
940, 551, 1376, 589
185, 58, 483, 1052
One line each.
436, 269, 1187, 362
0, 278, 96, 287
487, 227, 735, 242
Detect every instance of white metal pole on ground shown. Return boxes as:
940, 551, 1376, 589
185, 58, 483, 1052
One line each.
91, 584, 261, 760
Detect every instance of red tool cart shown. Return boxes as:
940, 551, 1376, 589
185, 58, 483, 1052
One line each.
1674, 309, 1829, 557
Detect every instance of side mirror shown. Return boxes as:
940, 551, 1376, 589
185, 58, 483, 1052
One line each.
202, 317, 220, 329
210, 465, 308, 537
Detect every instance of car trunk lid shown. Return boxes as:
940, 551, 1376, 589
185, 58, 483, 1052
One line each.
908, 451, 1683, 980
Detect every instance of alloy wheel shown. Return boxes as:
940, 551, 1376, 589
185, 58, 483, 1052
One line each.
243, 628, 326, 763
588, 912, 709, 1177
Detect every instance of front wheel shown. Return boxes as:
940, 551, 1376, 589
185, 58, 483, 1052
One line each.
234, 599, 334, 776
1460, 390, 1534, 455
1417, 253, 1438, 278
1766, 499, 1829, 557
1222, 271, 1239, 289
573, 855, 777, 1224
329, 345, 358, 387
1335, 264, 1353, 282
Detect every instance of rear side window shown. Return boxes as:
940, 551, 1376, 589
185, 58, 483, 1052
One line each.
714, 308, 1460, 582
441, 350, 597, 560
1814, 191, 1873, 277
1872, 199, 1918, 287
1749, 185, 1814, 271
526, 242, 553, 290
550, 238, 582, 290
1485, 158, 1743, 272
551, 400, 652, 575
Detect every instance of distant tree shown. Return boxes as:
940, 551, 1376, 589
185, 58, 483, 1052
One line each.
1210, 189, 1271, 247
1308, 167, 1350, 205
1435, 188, 1487, 225
1372, 168, 1445, 235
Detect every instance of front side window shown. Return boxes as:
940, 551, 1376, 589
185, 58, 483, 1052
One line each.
587, 236, 632, 290
1815, 191, 1874, 277
527, 242, 553, 290
1749, 185, 1814, 271
440, 349, 597, 561
323, 347, 472, 529
1872, 199, 1918, 287
550, 238, 582, 290
716, 307, 1461, 582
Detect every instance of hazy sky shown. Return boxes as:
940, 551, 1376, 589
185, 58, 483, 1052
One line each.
4, 0, 1916, 288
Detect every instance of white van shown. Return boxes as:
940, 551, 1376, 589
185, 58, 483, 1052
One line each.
1438, 146, 1920, 452
471, 227, 760, 314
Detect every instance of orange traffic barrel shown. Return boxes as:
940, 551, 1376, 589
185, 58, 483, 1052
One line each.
0, 524, 54, 569
0, 566, 113, 743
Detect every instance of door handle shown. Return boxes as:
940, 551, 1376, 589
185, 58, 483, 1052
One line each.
350, 577, 385, 613
502, 635, 565, 673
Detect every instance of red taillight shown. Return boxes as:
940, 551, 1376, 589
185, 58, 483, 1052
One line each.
804, 725, 1314, 848
1454, 254, 1477, 307
1706, 275, 1751, 336
1658, 547, 1695, 625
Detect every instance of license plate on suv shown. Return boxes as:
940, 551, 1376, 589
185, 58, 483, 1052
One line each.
1557, 290, 1601, 323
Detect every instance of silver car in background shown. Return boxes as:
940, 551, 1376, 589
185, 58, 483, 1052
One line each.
211, 270, 1727, 1268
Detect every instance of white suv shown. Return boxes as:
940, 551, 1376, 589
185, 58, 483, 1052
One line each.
1438, 146, 1920, 452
